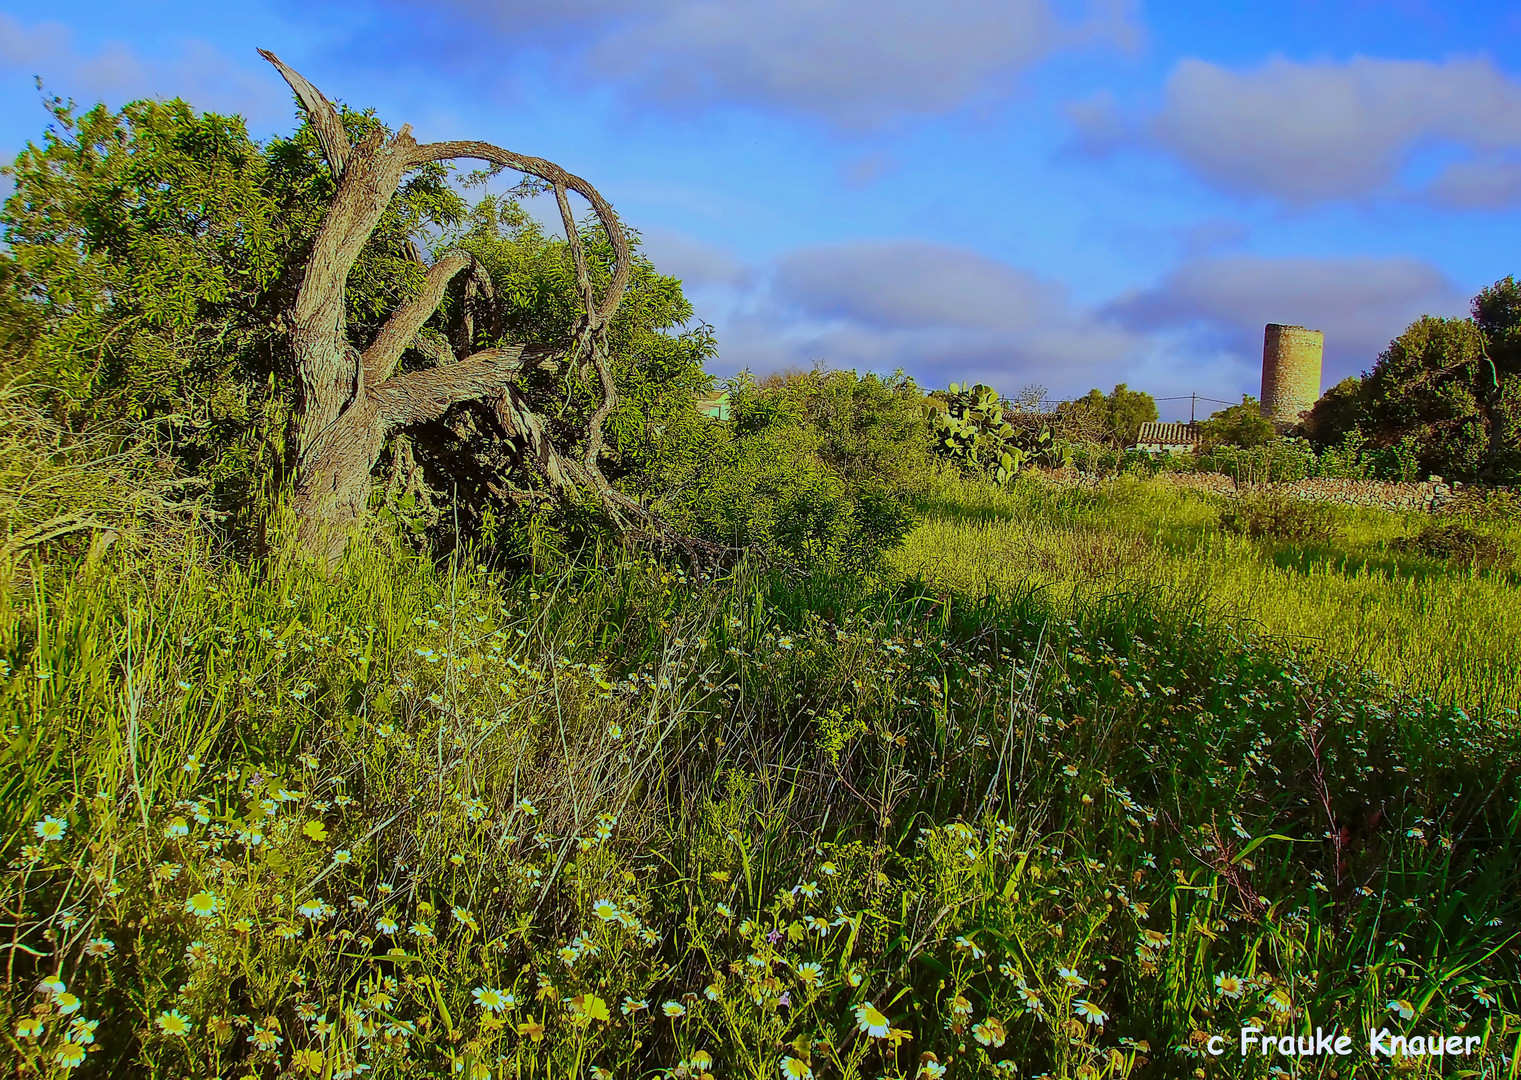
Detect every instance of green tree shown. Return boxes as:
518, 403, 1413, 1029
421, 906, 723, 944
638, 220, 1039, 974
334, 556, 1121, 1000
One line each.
2, 62, 719, 558
1199, 396, 1276, 449
1058, 384, 1158, 446
1300, 278, 1521, 483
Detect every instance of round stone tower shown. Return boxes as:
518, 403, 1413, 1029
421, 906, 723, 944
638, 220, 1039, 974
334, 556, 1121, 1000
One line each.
1260, 324, 1323, 423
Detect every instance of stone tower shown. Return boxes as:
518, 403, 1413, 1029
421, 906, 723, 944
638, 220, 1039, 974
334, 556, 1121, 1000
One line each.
1260, 324, 1323, 423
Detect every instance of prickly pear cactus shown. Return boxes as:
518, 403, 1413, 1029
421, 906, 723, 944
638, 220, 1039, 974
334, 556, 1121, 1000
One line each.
928, 383, 1072, 483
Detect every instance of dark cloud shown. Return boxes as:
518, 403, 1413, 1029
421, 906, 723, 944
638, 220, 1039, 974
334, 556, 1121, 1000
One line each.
637, 226, 757, 291
1423, 155, 1521, 209
1105, 254, 1468, 381
717, 239, 1158, 397
771, 240, 1064, 333
363, 0, 1139, 127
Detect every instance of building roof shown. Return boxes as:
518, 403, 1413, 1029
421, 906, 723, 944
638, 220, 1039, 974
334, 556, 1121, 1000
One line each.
1134, 421, 1199, 447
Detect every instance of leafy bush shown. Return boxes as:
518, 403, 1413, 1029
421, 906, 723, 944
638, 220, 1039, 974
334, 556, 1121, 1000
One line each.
1198, 395, 1276, 449
661, 370, 926, 572
1218, 490, 1340, 544
1198, 438, 1316, 483
926, 382, 1071, 482
1392, 523, 1515, 568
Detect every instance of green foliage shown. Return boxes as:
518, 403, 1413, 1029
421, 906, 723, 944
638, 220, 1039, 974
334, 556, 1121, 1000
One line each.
661, 369, 928, 573
1305, 279, 1521, 484
1218, 489, 1340, 544
1198, 395, 1276, 449
927, 382, 1071, 483
1058, 383, 1159, 447
6, 522, 1521, 1078
1197, 437, 1315, 483
1391, 523, 1515, 569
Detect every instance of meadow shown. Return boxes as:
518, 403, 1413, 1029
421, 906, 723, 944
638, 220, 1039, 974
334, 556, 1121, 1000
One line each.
895, 473, 1521, 711
5, 476, 1521, 1079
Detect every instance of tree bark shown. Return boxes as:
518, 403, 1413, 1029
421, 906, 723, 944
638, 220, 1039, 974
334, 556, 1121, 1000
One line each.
258, 50, 643, 568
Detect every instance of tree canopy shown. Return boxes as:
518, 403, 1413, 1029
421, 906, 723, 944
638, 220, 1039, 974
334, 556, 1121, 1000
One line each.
1304, 277, 1521, 483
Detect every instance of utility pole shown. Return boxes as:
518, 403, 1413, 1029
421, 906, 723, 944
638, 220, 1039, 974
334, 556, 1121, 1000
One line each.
1190, 394, 1197, 424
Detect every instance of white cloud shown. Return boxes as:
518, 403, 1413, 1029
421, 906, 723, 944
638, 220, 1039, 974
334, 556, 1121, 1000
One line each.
0, 15, 286, 129
370, 0, 1139, 127
1146, 54, 1521, 205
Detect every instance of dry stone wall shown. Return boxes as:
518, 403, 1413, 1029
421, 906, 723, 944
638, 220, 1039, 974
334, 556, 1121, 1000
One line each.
1032, 469, 1482, 513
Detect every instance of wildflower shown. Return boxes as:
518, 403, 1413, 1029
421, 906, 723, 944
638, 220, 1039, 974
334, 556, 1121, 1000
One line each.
333, 849, 353, 864
165, 817, 189, 838
953, 935, 985, 959
249, 1024, 284, 1050
1215, 973, 1245, 999
84, 938, 116, 958
779, 1057, 813, 1079
292, 1047, 324, 1073
715, 903, 733, 919
1389, 999, 1415, 1020
1074, 999, 1107, 1026
620, 998, 648, 1016
593, 899, 621, 921
949, 994, 973, 1016
273, 923, 304, 939
516, 799, 538, 817
1472, 985, 1496, 1008
919, 1059, 947, 1079
973, 1016, 1007, 1047
662, 1000, 686, 1017
796, 881, 819, 898
185, 941, 215, 966
55, 1042, 87, 1069
820, 861, 838, 876
17, 1017, 43, 1039
56, 992, 83, 1015
185, 890, 222, 918
231, 918, 253, 934
516, 1016, 545, 1041
303, 821, 329, 843
795, 961, 823, 985
39, 976, 66, 996
473, 987, 509, 1013
408, 922, 435, 940
854, 1002, 891, 1038
1057, 966, 1088, 988
67, 1018, 98, 1044
590, 1068, 613, 1080
156, 1009, 193, 1035
33, 816, 67, 842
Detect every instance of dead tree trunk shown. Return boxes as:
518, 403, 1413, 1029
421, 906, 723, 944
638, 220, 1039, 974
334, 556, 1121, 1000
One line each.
258, 50, 645, 567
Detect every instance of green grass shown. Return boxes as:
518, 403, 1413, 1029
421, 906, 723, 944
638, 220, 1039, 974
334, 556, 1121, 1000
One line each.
4, 497, 1521, 1079
893, 473, 1521, 712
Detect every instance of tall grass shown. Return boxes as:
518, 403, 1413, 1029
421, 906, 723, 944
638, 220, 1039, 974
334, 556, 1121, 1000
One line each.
894, 473, 1521, 711
5, 517, 1521, 1078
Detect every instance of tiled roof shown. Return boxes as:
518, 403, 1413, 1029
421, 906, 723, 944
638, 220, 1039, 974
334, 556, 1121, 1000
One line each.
1134, 421, 1199, 446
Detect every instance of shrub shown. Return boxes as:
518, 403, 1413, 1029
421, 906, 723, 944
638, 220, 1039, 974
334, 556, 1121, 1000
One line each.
1218, 490, 1340, 544
1392, 523, 1515, 569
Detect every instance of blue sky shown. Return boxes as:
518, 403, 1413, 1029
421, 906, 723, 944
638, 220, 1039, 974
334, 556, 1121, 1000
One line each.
2, 0, 1519, 419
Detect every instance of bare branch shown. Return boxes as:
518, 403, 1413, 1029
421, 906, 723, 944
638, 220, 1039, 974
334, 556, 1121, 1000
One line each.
369, 347, 532, 428
408, 140, 631, 328
362, 252, 474, 386
554, 182, 597, 329
257, 49, 351, 176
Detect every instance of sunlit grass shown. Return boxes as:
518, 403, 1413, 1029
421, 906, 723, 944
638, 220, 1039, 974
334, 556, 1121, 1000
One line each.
4, 507, 1520, 1079
892, 473, 1521, 711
